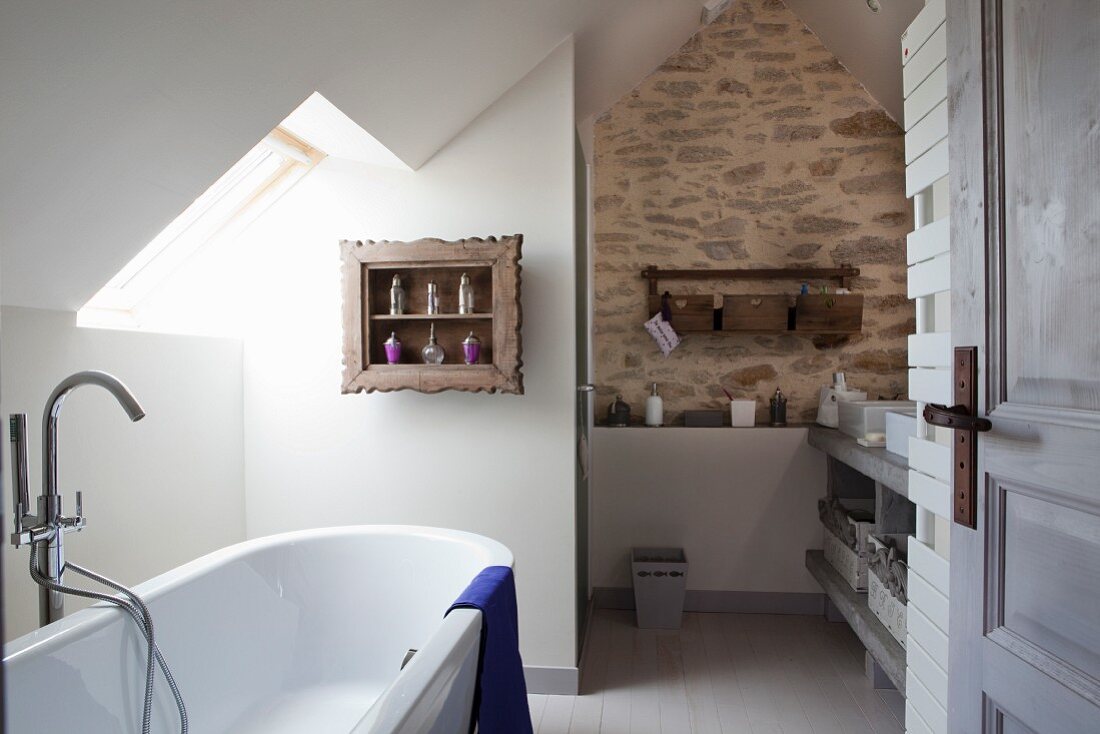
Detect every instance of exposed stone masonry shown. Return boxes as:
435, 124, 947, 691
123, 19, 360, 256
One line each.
594, 0, 911, 424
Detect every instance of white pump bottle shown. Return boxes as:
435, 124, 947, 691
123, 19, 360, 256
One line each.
645, 383, 664, 427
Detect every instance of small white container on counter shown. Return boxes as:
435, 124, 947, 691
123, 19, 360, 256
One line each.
884, 410, 918, 458
816, 386, 868, 427
730, 400, 756, 427
645, 383, 664, 427
838, 400, 916, 440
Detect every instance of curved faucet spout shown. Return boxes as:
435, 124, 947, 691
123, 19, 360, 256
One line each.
41, 371, 145, 500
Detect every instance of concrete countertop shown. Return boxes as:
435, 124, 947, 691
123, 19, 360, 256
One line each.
806, 424, 909, 498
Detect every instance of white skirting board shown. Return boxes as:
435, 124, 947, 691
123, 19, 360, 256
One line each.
524, 665, 580, 696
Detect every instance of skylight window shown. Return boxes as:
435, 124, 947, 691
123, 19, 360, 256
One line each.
79, 128, 322, 329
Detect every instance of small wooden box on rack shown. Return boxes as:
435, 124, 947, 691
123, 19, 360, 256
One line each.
340, 235, 523, 394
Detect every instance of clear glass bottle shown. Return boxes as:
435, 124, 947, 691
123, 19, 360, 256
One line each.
390, 274, 406, 315
421, 323, 445, 364
458, 272, 474, 314
426, 280, 439, 315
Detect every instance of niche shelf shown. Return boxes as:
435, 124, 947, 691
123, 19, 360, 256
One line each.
642, 265, 863, 335
340, 235, 523, 394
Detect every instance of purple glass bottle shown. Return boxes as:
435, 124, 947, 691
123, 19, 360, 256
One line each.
383, 332, 401, 364
462, 331, 481, 365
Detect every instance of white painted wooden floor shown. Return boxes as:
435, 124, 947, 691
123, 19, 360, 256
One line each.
528, 609, 905, 734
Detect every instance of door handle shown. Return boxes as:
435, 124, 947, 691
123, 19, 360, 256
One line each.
577, 384, 595, 393
923, 404, 992, 432
932, 347, 987, 529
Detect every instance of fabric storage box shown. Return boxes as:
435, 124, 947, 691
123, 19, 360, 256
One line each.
867, 534, 908, 646
884, 410, 918, 458
631, 547, 687, 629
819, 497, 876, 591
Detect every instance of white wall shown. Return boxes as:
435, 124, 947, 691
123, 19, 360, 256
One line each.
0, 307, 245, 640
1, 0, 702, 313
141, 41, 580, 669
592, 427, 825, 594
784, 0, 924, 122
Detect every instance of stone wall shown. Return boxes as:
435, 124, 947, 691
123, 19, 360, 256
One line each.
593, 0, 912, 425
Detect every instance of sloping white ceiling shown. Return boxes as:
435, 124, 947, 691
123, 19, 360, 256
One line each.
0, 0, 915, 311
785, 0, 923, 122
0, 0, 708, 310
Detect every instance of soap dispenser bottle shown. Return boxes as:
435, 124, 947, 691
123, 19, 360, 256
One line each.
645, 383, 664, 427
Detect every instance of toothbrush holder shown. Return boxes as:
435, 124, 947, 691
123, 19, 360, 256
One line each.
730, 400, 756, 427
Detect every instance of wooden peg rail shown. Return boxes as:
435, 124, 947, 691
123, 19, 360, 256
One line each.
642, 264, 864, 335
641, 265, 860, 295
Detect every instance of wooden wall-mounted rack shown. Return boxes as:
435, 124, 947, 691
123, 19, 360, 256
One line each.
642, 264, 864, 335
341, 235, 523, 394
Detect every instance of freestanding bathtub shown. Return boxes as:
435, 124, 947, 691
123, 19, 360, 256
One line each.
3, 525, 513, 733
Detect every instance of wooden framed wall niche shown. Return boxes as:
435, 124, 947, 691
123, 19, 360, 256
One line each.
340, 235, 523, 394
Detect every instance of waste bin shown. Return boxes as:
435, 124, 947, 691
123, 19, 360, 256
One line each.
631, 547, 688, 629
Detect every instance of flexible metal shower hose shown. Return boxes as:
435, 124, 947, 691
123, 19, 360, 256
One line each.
28, 543, 188, 734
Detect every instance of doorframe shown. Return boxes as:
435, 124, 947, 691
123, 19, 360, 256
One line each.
946, 0, 992, 726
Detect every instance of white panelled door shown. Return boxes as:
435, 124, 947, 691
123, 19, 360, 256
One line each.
949, 0, 1100, 732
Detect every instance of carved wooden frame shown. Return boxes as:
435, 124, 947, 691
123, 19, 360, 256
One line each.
340, 235, 523, 394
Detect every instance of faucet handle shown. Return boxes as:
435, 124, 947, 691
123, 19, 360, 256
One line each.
59, 491, 86, 534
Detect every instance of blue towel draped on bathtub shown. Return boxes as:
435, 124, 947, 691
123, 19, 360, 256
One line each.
447, 565, 533, 734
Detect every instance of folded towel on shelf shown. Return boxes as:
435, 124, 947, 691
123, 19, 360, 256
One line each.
447, 565, 533, 734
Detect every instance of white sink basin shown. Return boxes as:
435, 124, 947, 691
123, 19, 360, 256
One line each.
838, 400, 917, 440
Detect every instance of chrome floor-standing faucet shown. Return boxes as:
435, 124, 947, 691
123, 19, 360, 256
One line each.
9, 370, 145, 626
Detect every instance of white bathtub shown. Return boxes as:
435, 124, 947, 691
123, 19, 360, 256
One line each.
3, 525, 513, 733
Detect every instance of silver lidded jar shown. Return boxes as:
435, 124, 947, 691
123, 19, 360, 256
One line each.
462, 331, 481, 365
383, 331, 402, 364
769, 386, 787, 426
426, 280, 439, 315
458, 272, 474, 314
607, 395, 631, 427
389, 274, 406, 315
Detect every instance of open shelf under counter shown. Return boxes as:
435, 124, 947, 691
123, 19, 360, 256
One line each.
805, 550, 906, 693
370, 313, 494, 321
807, 425, 909, 498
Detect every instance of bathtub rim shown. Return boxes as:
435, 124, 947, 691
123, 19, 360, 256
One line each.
3, 524, 514, 662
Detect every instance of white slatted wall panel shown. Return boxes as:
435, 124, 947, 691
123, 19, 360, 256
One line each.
902, 2, 951, 732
